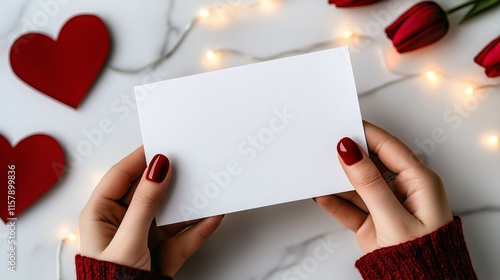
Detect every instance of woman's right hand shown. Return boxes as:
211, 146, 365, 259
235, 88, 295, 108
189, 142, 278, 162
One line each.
315, 121, 453, 254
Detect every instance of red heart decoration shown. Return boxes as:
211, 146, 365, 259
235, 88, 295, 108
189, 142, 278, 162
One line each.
0, 134, 65, 223
9, 14, 110, 109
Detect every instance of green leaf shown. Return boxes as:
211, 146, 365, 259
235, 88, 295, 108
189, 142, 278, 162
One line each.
460, 0, 500, 24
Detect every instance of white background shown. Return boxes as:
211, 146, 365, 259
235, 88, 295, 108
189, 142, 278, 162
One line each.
0, 0, 499, 279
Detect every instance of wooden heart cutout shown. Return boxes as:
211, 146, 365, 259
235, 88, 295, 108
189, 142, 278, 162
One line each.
9, 14, 110, 109
1, 134, 65, 223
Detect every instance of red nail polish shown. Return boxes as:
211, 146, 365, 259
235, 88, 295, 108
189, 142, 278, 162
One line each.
337, 137, 363, 166
146, 154, 169, 183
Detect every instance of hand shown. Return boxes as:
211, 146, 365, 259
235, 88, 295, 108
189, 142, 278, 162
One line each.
315, 121, 453, 254
78, 147, 223, 277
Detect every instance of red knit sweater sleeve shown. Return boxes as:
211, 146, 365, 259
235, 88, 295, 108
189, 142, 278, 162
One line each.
75, 254, 172, 280
355, 216, 476, 279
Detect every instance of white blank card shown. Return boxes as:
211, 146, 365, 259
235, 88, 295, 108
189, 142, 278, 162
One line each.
136, 46, 366, 225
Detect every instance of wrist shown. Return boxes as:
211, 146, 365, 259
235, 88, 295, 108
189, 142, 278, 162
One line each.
356, 216, 476, 279
75, 254, 172, 280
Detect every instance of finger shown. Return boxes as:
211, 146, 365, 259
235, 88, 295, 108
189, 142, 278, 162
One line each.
161, 216, 224, 277
315, 195, 368, 232
119, 178, 140, 207
363, 122, 451, 225
89, 146, 146, 203
112, 154, 172, 247
369, 153, 396, 185
79, 147, 146, 256
149, 219, 203, 249
364, 121, 425, 175
160, 219, 203, 238
334, 190, 368, 213
337, 137, 411, 225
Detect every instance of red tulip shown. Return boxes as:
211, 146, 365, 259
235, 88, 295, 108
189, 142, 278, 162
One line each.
385, 1, 449, 53
474, 35, 500, 78
328, 0, 382, 7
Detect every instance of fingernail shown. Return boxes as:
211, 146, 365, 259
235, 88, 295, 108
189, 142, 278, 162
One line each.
337, 137, 363, 166
146, 154, 169, 183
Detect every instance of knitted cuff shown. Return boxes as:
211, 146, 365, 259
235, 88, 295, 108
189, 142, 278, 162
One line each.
75, 254, 172, 280
355, 216, 476, 280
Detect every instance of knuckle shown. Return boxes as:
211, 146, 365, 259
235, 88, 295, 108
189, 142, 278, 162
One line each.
419, 166, 444, 187
352, 168, 385, 191
427, 169, 443, 183
109, 163, 140, 183
78, 210, 86, 226
78, 206, 92, 223
176, 245, 192, 261
195, 225, 210, 241
132, 192, 159, 211
169, 240, 194, 261
372, 135, 398, 154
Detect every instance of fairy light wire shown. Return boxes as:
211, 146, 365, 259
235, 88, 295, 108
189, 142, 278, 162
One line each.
208, 35, 406, 90
213, 39, 344, 62
106, 0, 279, 74
108, 16, 199, 74
207, 34, 500, 96
56, 234, 76, 280
56, 238, 64, 280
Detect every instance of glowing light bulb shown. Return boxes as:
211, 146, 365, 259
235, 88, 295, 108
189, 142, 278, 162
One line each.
198, 8, 210, 19
488, 135, 499, 146
424, 71, 437, 82
465, 86, 474, 96
206, 50, 217, 61
343, 30, 354, 39
260, 0, 276, 11
203, 50, 222, 68
67, 233, 76, 241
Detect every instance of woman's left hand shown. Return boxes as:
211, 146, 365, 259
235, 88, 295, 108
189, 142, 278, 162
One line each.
78, 146, 223, 277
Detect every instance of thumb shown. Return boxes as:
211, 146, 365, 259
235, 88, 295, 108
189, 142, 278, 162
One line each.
114, 154, 171, 244
337, 137, 408, 225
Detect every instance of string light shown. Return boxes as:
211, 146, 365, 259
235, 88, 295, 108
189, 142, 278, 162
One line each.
56, 232, 78, 280
206, 50, 217, 61
67, 233, 77, 242
424, 71, 437, 82
106, 0, 499, 103
198, 28, 499, 154
107, 1, 273, 73
204, 50, 221, 68
260, 0, 277, 11
465, 86, 475, 96
480, 133, 500, 149
488, 135, 499, 146
343, 30, 354, 39
108, 5, 209, 74
198, 8, 211, 19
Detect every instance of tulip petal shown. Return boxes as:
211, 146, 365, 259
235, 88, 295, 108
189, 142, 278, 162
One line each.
474, 35, 500, 67
485, 65, 500, 77
385, 1, 449, 53
394, 21, 448, 53
393, 12, 444, 43
392, 8, 448, 52
385, 3, 427, 38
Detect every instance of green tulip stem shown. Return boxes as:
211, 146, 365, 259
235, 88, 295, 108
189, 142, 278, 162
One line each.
446, 0, 480, 14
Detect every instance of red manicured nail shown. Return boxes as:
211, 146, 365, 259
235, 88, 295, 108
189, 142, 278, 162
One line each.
337, 137, 363, 166
146, 154, 169, 183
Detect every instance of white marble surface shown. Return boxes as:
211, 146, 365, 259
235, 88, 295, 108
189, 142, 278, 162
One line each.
0, 0, 499, 279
